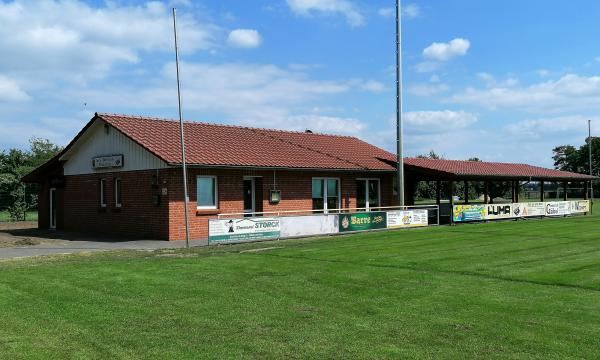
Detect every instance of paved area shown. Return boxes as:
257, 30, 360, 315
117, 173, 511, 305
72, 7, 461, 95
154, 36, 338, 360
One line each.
0, 222, 207, 260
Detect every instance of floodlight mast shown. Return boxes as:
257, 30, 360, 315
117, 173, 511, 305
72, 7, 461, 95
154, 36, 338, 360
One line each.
173, 8, 191, 248
395, 0, 405, 206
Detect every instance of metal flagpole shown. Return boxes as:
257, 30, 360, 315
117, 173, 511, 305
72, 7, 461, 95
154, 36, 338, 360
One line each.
589, 120, 594, 213
173, 8, 191, 248
395, 0, 405, 206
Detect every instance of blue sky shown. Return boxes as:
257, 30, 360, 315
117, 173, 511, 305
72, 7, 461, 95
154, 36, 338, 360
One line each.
1, 0, 600, 167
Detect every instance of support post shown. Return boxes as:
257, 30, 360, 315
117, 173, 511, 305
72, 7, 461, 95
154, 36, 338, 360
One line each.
563, 181, 568, 201
448, 181, 455, 225
484, 181, 489, 204
464, 181, 469, 204
511, 181, 516, 203
584, 181, 589, 200
540, 181, 545, 202
514, 181, 519, 203
436, 180, 441, 205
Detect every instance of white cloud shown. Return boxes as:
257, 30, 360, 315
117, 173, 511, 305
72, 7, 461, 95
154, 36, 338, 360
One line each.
403, 4, 420, 18
227, 29, 262, 48
359, 80, 385, 92
477, 72, 494, 83
505, 115, 596, 139
0, 75, 30, 102
286, 0, 365, 26
423, 38, 470, 61
286, 115, 366, 135
0, 0, 218, 84
377, 7, 394, 18
404, 110, 477, 132
595, 56, 600, 63
414, 61, 440, 73
407, 83, 449, 96
54, 61, 371, 133
378, 4, 420, 19
451, 74, 600, 112
537, 69, 551, 77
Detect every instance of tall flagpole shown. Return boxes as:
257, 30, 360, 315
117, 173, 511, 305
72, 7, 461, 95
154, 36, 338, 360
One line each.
395, 0, 405, 206
173, 8, 191, 248
589, 120, 594, 211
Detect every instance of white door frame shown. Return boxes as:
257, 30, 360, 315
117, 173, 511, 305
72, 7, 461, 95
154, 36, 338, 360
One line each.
49, 187, 57, 229
356, 178, 381, 211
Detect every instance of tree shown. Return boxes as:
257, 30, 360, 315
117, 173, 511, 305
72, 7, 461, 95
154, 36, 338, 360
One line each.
0, 138, 62, 221
552, 137, 600, 176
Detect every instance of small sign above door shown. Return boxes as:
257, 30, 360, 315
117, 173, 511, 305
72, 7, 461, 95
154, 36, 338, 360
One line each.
92, 155, 124, 169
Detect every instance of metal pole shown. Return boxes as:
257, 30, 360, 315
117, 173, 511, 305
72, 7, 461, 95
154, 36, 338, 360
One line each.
173, 8, 190, 248
589, 120, 594, 213
395, 0, 405, 206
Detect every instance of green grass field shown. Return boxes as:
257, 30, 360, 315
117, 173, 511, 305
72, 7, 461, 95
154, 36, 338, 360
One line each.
0, 211, 38, 222
1, 210, 600, 358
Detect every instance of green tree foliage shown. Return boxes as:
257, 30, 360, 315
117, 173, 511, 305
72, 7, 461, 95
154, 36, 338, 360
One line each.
0, 138, 62, 220
552, 138, 600, 176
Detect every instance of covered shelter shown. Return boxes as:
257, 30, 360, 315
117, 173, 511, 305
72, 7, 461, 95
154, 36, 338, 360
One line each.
403, 158, 596, 223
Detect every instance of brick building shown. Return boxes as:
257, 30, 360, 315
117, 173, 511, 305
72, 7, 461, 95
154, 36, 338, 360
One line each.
24, 113, 594, 241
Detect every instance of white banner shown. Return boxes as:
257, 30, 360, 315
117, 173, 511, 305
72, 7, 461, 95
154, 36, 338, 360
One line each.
512, 202, 545, 217
279, 215, 339, 238
570, 200, 591, 214
545, 201, 571, 216
485, 204, 514, 220
209, 217, 280, 244
387, 210, 429, 228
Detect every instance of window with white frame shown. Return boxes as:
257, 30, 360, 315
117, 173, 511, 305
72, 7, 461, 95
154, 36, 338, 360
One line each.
197, 176, 217, 209
100, 178, 107, 207
312, 178, 340, 212
356, 179, 380, 211
115, 178, 122, 208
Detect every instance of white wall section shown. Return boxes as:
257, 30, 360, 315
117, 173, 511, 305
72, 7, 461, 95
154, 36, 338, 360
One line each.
61, 119, 167, 175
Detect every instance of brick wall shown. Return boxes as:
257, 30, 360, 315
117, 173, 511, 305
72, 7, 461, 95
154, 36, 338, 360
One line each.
36, 166, 396, 241
167, 168, 396, 241
61, 169, 170, 239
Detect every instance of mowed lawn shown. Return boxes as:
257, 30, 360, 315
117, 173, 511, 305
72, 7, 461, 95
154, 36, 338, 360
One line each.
1, 213, 600, 358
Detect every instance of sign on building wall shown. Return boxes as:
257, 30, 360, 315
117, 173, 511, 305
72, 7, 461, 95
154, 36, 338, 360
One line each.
339, 212, 387, 232
209, 218, 280, 244
280, 215, 339, 238
387, 210, 429, 228
92, 155, 124, 169
452, 200, 589, 222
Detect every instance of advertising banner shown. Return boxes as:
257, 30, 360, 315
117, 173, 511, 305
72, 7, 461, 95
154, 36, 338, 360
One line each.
209, 217, 280, 244
545, 201, 571, 216
570, 200, 590, 214
452, 205, 486, 222
520, 202, 546, 217
280, 215, 339, 238
485, 204, 514, 220
387, 210, 429, 228
339, 212, 387, 232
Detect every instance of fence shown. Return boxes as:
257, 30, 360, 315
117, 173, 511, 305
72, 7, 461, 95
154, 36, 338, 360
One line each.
210, 205, 439, 245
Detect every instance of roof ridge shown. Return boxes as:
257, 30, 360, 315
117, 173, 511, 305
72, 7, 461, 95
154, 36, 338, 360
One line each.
250, 128, 369, 170
96, 112, 357, 139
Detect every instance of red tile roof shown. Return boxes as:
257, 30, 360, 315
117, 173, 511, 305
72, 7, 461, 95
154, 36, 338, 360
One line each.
94, 113, 594, 180
404, 157, 594, 180
98, 113, 396, 171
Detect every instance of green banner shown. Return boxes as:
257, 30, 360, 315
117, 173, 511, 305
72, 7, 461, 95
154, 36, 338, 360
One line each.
339, 212, 387, 232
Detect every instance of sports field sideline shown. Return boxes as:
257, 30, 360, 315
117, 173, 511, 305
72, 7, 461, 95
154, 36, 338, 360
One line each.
1, 209, 599, 359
